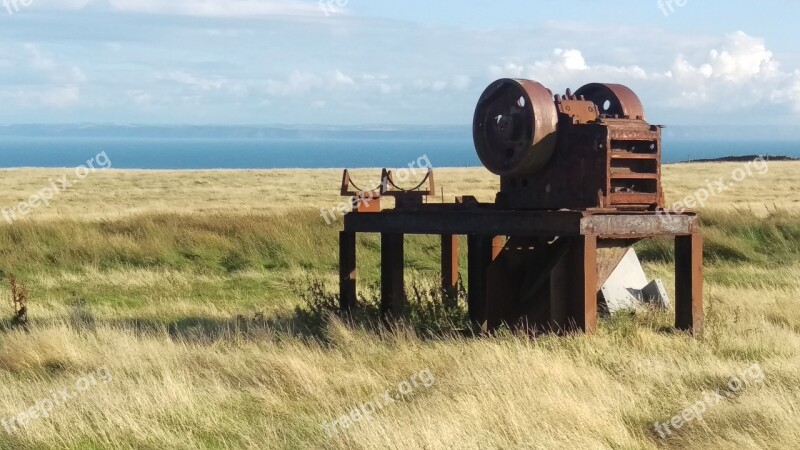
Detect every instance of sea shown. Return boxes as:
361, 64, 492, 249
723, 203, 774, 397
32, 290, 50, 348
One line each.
0, 125, 796, 169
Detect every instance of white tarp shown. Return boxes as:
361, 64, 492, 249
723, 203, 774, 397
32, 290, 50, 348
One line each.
600, 248, 670, 313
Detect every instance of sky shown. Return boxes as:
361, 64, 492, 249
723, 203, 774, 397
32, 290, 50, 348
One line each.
0, 0, 798, 127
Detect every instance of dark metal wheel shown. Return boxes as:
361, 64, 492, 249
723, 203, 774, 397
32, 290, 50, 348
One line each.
574, 83, 645, 120
473, 79, 558, 177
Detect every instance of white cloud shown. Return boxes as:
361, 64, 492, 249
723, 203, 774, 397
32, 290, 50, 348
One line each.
32, 0, 325, 17
40, 86, 81, 108
770, 71, 800, 112
265, 70, 357, 96
490, 48, 645, 85
23, 44, 87, 84
544, 48, 589, 72
266, 71, 319, 96
4, 85, 81, 109
452, 75, 471, 90
707, 31, 778, 82
162, 71, 227, 90
669, 31, 778, 83
662, 32, 785, 110
489, 31, 799, 115
0, 45, 89, 110
362, 74, 397, 94
332, 70, 354, 86
106, 0, 320, 17
264, 69, 455, 98
25, 44, 57, 71
126, 90, 154, 105
28, 0, 92, 10
413, 75, 472, 92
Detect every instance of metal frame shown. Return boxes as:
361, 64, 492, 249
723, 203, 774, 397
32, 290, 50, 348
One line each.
339, 208, 703, 335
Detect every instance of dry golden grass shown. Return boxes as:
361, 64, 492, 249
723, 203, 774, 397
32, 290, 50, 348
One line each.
0, 162, 798, 449
0, 161, 796, 221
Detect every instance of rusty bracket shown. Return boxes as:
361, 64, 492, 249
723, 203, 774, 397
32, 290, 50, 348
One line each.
383, 168, 435, 197
341, 168, 436, 212
557, 99, 599, 124
340, 169, 384, 213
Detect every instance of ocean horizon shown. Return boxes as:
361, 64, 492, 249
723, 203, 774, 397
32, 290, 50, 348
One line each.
0, 125, 796, 170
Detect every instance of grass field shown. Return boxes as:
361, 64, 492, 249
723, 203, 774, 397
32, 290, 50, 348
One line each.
0, 162, 798, 449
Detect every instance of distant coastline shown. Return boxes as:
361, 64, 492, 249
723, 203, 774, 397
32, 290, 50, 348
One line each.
678, 155, 799, 163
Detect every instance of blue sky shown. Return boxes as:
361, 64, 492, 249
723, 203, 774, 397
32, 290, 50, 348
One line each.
0, 0, 798, 126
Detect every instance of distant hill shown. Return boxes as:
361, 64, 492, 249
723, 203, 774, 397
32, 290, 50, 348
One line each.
681, 155, 799, 163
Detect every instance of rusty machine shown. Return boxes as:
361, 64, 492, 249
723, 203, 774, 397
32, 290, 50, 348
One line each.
338, 79, 703, 335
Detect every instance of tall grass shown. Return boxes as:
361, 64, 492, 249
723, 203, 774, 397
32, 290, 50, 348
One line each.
0, 206, 798, 448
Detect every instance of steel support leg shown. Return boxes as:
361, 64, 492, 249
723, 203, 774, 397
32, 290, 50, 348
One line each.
468, 235, 493, 326
675, 233, 703, 336
567, 235, 598, 334
441, 235, 459, 302
381, 233, 405, 320
339, 231, 357, 312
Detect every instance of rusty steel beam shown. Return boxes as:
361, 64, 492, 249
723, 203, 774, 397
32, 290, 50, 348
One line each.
580, 213, 697, 238
380, 233, 405, 320
441, 235, 459, 300
345, 209, 697, 237
339, 231, 357, 312
346, 209, 581, 236
675, 233, 703, 336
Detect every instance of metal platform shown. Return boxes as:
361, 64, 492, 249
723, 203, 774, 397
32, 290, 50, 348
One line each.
339, 207, 702, 335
